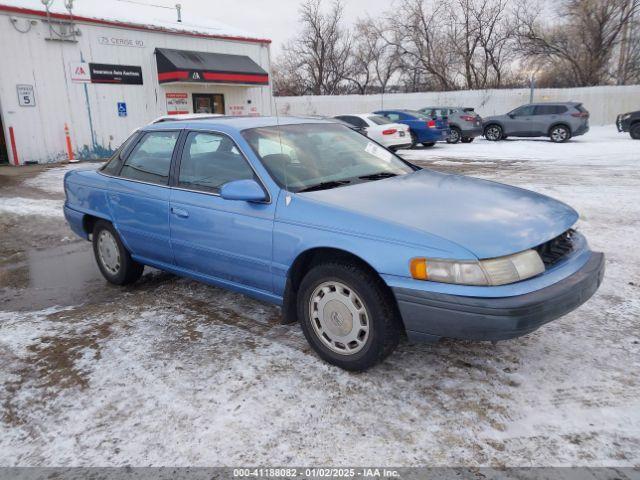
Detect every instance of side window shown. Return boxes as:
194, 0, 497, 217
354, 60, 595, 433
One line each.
178, 132, 255, 193
119, 131, 178, 185
101, 132, 140, 176
554, 105, 568, 114
512, 105, 535, 116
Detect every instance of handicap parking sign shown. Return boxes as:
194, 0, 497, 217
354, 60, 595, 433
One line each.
117, 102, 127, 117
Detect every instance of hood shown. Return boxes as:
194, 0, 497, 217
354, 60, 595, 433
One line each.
298, 170, 578, 259
482, 114, 507, 124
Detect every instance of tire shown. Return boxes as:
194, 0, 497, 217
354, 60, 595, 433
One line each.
422, 142, 436, 147
461, 137, 474, 143
297, 261, 402, 371
92, 220, 144, 285
630, 123, 640, 140
549, 125, 571, 143
446, 127, 461, 144
484, 124, 503, 141
409, 131, 418, 148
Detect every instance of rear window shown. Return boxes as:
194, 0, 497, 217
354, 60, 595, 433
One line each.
368, 115, 392, 125
119, 131, 179, 185
575, 104, 587, 113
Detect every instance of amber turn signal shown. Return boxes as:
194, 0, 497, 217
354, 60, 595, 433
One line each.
409, 258, 428, 280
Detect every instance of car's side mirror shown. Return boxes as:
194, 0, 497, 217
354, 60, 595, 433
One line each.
220, 179, 267, 202
508, 113, 516, 119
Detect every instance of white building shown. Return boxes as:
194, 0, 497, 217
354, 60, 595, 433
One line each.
0, 0, 273, 165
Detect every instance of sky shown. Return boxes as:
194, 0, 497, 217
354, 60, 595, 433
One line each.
176, 0, 393, 56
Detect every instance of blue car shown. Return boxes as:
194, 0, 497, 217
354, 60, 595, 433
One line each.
374, 109, 450, 147
64, 117, 604, 371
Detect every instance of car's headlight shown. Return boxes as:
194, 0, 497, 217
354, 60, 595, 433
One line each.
410, 250, 545, 286
621, 113, 631, 120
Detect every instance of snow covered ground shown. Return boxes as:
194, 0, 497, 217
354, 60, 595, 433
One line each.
0, 126, 639, 467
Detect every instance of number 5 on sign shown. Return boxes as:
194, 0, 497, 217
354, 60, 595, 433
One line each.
17, 85, 35, 107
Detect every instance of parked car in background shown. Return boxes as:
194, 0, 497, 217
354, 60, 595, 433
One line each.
616, 110, 640, 139
420, 107, 483, 143
334, 114, 412, 150
64, 116, 604, 371
374, 109, 450, 147
483, 102, 590, 143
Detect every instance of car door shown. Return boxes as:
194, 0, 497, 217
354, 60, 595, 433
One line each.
507, 105, 536, 135
533, 105, 557, 134
107, 130, 179, 266
169, 130, 275, 292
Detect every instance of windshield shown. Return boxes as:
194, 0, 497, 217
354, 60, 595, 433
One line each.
242, 123, 414, 193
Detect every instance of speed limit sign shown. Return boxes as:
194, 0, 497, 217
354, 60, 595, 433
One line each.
17, 84, 36, 107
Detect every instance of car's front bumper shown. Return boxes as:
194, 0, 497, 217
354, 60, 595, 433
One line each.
391, 251, 605, 342
616, 116, 630, 132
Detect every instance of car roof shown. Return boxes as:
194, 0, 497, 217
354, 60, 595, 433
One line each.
523, 102, 581, 106
143, 115, 336, 132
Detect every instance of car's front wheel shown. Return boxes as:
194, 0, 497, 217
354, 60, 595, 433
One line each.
297, 262, 402, 371
446, 127, 461, 144
484, 124, 503, 141
550, 125, 571, 143
92, 220, 144, 285
630, 123, 640, 139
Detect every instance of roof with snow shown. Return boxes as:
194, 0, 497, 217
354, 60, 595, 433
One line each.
0, 0, 271, 44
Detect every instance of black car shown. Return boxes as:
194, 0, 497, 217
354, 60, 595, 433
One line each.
616, 110, 640, 139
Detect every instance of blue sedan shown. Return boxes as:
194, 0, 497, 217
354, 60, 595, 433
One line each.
374, 109, 450, 147
64, 117, 604, 371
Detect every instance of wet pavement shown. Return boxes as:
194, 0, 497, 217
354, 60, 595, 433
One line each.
0, 150, 639, 467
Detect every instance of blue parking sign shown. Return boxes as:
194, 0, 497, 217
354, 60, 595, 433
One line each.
117, 102, 127, 117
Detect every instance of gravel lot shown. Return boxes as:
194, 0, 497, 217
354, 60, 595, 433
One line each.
0, 126, 638, 467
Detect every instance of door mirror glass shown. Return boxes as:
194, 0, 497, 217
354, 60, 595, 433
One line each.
220, 179, 267, 202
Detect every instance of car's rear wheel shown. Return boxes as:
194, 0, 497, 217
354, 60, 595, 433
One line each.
550, 125, 571, 143
484, 124, 503, 141
422, 142, 436, 147
630, 123, 640, 140
461, 137, 474, 143
446, 127, 461, 144
92, 220, 144, 285
297, 262, 402, 371
409, 131, 418, 148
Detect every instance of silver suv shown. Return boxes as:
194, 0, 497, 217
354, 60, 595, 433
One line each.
419, 106, 483, 143
483, 102, 590, 143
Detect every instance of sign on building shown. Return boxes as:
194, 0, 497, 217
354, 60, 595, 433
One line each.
16, 85, 35, 107
117, 102, 127, 117
166, 93, 189, 115
89, 63, 143, 85
70, 62, 91, 83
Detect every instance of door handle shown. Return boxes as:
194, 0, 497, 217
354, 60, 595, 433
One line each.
171, 207, 189, 218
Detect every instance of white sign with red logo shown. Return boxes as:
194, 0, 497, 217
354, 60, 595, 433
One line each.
166, 92, 189, 115
70, 62, 91, 83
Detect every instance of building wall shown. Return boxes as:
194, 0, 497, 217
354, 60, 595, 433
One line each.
275, 85, 640, 126
0, 12, 272, 165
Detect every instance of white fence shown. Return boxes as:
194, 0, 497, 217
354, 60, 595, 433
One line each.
275, 85, 640, 126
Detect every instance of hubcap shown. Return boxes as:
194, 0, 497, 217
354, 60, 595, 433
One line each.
450, 129, 460, 142
98, 230, 121, 275
487, 126, 501, 140
309, 281, 370, 355
552, 128, 567, 141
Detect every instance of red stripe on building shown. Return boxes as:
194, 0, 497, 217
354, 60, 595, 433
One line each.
0, 4, 271, 44
8, 126, 19, 166
202, 72, 269, 84
158, 71, 190, 82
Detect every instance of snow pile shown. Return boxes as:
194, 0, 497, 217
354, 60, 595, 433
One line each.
24, 163, 97, 195
0, 197, 63, 217
0, 0, 268, 41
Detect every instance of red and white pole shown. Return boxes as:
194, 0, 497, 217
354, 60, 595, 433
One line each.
65, 123, 77, 163
8, 126, 19, 166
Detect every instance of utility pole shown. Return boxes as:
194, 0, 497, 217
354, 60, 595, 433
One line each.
617, 0, 634, 85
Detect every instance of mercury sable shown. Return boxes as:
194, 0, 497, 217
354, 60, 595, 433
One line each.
64, 117, 604, 371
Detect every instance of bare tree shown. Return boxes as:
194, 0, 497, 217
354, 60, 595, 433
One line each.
279, 0, 352, 95
517, 0, 640, 86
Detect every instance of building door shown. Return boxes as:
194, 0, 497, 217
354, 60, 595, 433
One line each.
192, 93, 224, 114
0, 115, 8, 164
